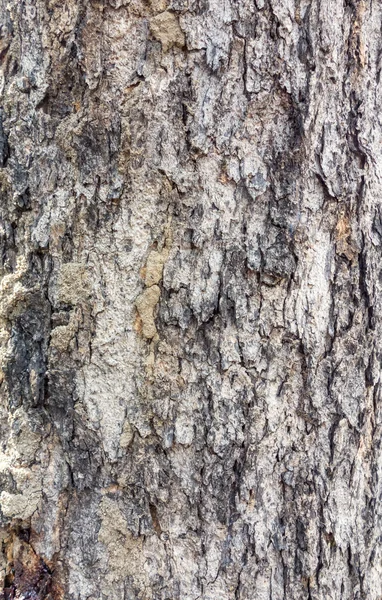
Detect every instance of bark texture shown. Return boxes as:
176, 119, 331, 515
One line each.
0, 0, 382, 598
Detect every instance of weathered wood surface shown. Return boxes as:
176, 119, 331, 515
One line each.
0, 1, 382, 598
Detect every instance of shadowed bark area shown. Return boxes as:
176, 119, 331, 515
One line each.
0, 1, 382, 599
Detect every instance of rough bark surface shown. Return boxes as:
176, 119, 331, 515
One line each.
0, 0, 382, 598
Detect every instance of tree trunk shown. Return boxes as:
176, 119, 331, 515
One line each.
0, 0, 381, 598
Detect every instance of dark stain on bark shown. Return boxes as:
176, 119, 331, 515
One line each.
0, 111, 9, 168
0, 526, 63, 600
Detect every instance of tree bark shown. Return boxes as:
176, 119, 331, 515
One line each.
0, 0, 382, 598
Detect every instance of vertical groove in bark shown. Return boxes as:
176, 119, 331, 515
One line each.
0, 0, 382, 599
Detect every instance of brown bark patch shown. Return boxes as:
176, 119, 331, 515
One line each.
1, 527, 63, 600
335, 214, 358, 261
